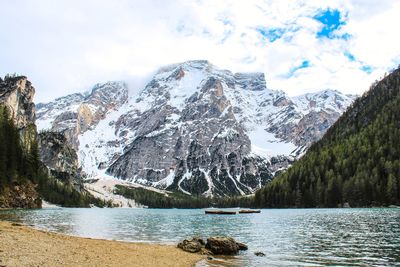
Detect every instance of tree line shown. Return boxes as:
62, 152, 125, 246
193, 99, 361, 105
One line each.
114, 184, 254, 208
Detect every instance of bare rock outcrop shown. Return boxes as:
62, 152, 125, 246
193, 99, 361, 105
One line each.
38, 131, 83, 190
0, 75, 37, 150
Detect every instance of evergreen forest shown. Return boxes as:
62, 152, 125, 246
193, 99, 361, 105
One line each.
255, 68, 400, 208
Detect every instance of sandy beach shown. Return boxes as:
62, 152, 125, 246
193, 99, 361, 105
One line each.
0, 220, 204, 267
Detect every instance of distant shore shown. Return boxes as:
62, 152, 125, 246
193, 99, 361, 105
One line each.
0, 220, 204, 267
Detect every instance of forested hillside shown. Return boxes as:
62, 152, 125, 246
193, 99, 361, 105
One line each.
255, 67, 400, 208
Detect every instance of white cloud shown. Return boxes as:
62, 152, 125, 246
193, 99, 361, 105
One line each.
0, 0, 399, 102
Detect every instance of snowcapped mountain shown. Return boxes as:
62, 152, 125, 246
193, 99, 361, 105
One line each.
36, 60, 356, 196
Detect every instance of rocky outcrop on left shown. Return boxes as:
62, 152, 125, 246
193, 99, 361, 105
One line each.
0, 75, 35, 129
0, 75, 37, 150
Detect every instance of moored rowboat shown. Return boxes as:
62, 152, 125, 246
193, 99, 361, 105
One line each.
238, 210, 261, 214
205, 210, 237, 215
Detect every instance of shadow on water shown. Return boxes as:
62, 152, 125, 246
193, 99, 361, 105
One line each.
1, 208, 399, 266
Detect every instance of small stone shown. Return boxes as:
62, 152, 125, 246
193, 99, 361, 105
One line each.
342, 233, 351, 239
254, 251, 266, 257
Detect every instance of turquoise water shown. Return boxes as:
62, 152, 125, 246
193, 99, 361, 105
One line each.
1, 208, 399, 266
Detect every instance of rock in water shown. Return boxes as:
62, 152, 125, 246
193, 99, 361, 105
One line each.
177, 237, 205, 253
254, 251, 266, 257
205, 236, 247, 255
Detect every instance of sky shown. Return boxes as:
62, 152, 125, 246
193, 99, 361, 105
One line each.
0, 0, 399, 103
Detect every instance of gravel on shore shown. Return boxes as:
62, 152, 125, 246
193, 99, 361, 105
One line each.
0, 220, 203, 267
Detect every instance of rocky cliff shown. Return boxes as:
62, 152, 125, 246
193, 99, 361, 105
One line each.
36, 60, 356, 196
0, 75, 37, 150
38, 131, 83, 191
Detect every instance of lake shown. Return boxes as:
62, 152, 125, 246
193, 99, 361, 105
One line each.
1, 208, 399, 266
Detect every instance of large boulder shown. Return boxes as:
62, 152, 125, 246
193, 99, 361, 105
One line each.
205, 236, 247, 255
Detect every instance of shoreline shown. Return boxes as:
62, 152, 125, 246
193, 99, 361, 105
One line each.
0, 220, 204, 267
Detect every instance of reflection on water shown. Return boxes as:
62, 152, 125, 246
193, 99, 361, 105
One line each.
1, 208, 399, 266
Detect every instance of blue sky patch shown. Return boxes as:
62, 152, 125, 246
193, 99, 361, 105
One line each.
314, 9, 345, 38
344, 51, 356, 62
360, 65, 373, 74
284, 60, 310, 77
256, 27, 285, 42
338, 33, 351, 40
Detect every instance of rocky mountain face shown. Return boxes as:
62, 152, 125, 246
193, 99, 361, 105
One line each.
0, 75, 37, 150
36, 60, 355, 196
38, 131, 82, 190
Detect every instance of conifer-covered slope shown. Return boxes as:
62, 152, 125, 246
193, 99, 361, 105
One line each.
255, 68, 400, 208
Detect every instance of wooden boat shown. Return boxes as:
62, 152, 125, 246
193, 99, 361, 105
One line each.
205, 210, 237, 215
238, 209, 261, 214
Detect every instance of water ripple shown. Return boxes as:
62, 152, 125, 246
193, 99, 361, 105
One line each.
1, 208, 399, 266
